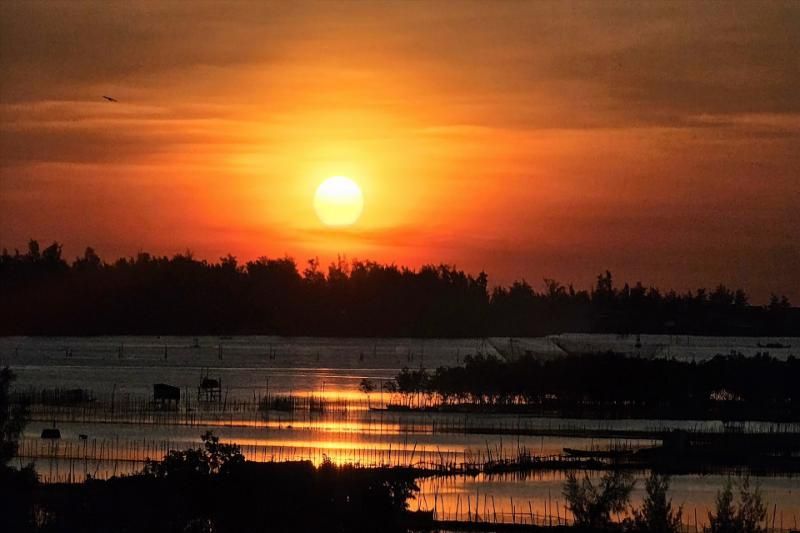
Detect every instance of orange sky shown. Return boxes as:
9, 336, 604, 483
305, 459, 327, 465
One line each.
1, 2, 799, 301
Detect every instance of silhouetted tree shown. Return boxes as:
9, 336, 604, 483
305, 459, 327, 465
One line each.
563, 470, 634, 529
359, 379, 376, 409
708, 477, 767, 533
142, 431, 244, 479
632, 473, 682, 533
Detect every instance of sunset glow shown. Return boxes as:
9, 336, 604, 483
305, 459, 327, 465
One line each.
0, 2, 798, 301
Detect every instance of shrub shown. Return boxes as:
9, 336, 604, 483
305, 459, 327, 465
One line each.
708, 476, 766, 533
143, 431, 244, 479
563, 470, 635, 528
632, 472, 683, 533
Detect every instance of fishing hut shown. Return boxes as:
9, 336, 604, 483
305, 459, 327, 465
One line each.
153, 383, 181, 410
197, 368, 222, 407
41, 428, 61, 439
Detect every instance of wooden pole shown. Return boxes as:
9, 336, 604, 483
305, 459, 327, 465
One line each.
772, 503, 777, 531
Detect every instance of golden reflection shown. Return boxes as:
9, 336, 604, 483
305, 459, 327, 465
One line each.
191, 419, 417, 434
232, 437, 465, 454
229, 437, 468, 467
415, 473, 577, 525
293, 389, 382, 403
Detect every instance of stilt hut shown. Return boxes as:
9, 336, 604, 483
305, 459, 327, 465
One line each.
197, 368, 222, 407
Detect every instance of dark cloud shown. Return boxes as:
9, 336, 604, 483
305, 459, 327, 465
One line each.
0, 2, 309, 101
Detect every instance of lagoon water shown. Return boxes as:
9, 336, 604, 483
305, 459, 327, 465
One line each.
3, 335, 800, 529
3, 334, 797, 398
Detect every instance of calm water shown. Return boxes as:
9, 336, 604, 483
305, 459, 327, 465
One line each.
4, 335, 800, 530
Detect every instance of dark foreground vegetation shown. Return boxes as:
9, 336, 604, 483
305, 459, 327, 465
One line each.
393, 352, 800, 420
561, 471, 771, 533
3, 368, 414, 533
1, 240, 798, 336
4, 431, 418, 533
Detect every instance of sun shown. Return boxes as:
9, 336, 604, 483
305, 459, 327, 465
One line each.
313, 176, 364, 227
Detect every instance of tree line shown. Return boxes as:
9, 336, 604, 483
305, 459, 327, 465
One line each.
1, 240, 797, 336
393, 352, 800, 418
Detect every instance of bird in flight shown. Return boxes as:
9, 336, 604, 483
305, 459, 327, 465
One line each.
102, 95, 118, 102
